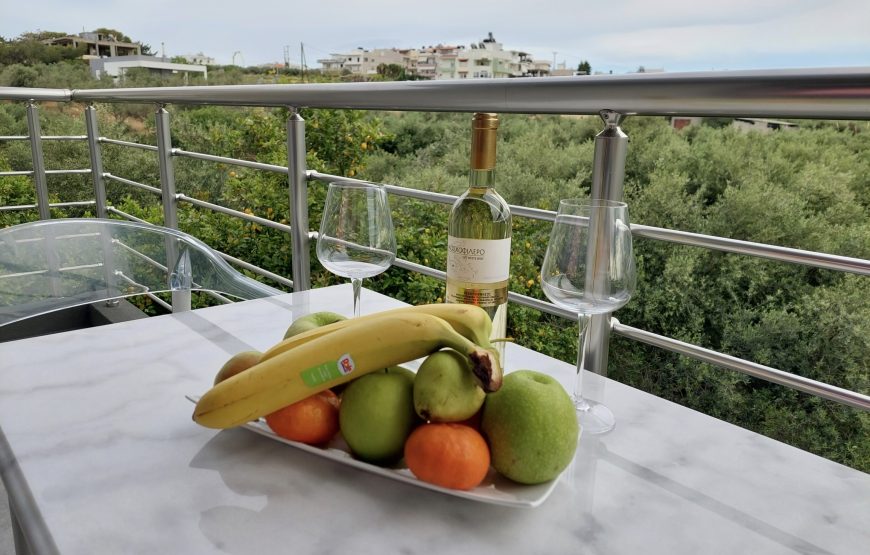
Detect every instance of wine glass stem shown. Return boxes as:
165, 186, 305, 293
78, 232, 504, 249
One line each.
352, 277, 363, 318
574, 313, 592, 410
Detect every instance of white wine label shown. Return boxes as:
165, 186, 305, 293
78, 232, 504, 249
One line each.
446, 237, 511, 283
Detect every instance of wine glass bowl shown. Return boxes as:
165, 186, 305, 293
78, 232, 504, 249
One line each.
317, 181, 396, 317
540, 198, 635, 434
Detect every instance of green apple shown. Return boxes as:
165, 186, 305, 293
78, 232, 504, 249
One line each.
481, 370, 579, 484
283, 311, 347, 339
385, 365, 416, 385
213, 350, 262, 385
414, 350, 485, 422
339, 369, 419, 465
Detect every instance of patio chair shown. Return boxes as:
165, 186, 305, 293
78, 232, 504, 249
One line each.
0, 218, 283, 334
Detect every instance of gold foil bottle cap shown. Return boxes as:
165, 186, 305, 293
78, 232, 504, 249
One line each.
470, 113, 499, 170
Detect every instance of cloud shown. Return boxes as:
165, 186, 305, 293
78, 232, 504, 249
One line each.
2, 0, 868, 70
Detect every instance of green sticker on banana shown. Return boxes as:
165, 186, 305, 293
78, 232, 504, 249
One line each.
301, 353, 355, 387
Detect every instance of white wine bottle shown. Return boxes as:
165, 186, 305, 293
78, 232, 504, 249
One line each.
446, 113, 512, 358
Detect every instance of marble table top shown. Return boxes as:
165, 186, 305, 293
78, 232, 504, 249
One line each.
1, 284, 868, 554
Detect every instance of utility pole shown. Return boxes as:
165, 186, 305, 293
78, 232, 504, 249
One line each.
300, 42, 307, 82
284, 45, 290, 70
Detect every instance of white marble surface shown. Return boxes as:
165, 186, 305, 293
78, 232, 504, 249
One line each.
1, 284, 868, 554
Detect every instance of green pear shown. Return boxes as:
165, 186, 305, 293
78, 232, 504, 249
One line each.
283, 311, 347, 339
413, 350, 485, 422
339, 369, 420, 465
482, 370, 579, 485
213, 350, 262, 385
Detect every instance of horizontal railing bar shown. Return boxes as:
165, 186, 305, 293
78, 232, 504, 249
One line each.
311, 171, 563, 220
177, 194, 295, 234
107, 206, 151, 224
630, 224, 870, 275
113, 239, 168, 272
113, 271, 173, 311
0, 88, 71, 102
216, 250, 294, 289
6, 67, 859, 119
45, 169, 91, 175
508, 291, 578, 319
611, 318, 870, 411
312, 171, 870, 274
99, 137, 159, 151
392, 257, 447, 280
173, 149, 290, 174
104, 173, 162, 195
204, 290, 234, 304
1, 169, 91, 177
390, 256, 577, 319
0, 201, 96, 213
0, 135, 86, 141
146, 292, 172, 311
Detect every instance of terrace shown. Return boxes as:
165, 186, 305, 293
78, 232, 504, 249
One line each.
0, 69, 869, 554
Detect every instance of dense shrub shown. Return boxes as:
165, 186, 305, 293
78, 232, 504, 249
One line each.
1, 103, 867, 472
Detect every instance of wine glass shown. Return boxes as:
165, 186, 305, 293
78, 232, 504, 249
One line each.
316, 181, 396, 317
540, 198, 635, 435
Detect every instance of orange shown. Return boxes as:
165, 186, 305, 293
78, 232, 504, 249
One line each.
404, 423, 490, 490
265, 389, 340, 445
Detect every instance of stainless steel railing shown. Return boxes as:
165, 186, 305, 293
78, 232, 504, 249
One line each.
1, 68, 869, 411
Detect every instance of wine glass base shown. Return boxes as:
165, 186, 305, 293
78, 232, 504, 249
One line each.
575, 399, 615, 435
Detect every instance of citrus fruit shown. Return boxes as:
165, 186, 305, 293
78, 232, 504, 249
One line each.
265, 389, 340, 445
404, 423, 490, 490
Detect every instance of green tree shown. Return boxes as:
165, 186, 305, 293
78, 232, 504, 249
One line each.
92, 28, 133, 43
376, 63, 406, 81
577, 60, 591, 75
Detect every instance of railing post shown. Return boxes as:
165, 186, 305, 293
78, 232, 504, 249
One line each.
84, 104, 108, 218
155, 105, 178, 229
287, 108, 310, 291
155, 104, 190, 311
25, 102, 50, 220
583, 110, 629, 377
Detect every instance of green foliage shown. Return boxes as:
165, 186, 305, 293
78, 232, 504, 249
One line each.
1, 100, 867, 472
91, 28, 134, 43
0, 37, 85, 66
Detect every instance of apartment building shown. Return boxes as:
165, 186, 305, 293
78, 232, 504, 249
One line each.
318, 48, 406, 76
43, 32, 141, 59
319, 33, 551, 79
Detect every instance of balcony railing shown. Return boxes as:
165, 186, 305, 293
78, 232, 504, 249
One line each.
1, 68, 869, 413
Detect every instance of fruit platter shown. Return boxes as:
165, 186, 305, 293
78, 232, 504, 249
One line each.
186, 393, 562, 507
190, 304, 580, 508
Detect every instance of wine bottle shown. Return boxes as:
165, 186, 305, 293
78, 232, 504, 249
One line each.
445, 113, 512, 357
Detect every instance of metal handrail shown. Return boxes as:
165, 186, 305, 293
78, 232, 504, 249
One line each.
3, 67, 870, 118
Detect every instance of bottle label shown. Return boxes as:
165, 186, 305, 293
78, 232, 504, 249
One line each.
446, 237, 511, 283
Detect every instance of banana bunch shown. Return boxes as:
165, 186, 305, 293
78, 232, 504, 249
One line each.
192, 304, 502, 430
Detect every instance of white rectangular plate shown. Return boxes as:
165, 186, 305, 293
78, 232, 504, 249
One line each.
187, 395, 559, 508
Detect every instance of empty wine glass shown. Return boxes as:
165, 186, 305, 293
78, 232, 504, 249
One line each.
540, 198, 635, 434
317, 181, 396, 317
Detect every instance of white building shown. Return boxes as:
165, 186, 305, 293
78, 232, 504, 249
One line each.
319, 33, 550, 80
318, 48, 406, 76
180, 52, 216, 66
90, 55, 207, 82
732, 118, 799, 133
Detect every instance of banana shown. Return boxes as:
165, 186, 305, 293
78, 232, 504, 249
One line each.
193, 312, 501, 429
260, 303, 493, 363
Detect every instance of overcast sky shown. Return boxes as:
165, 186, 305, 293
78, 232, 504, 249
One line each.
2, 0, 869, 73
